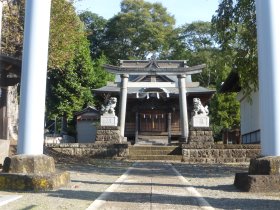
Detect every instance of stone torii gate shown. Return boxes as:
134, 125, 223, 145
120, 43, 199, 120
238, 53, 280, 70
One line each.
104, 61, 206, 142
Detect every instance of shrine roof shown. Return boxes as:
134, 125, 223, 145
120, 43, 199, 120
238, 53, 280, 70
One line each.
104, 59, 206, 75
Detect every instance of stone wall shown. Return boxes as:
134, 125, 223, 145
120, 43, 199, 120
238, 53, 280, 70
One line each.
46, 142, 129, 158
182, 144, 261, 163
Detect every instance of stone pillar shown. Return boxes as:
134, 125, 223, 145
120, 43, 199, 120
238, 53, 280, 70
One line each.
119, 74, 129, 137
256, 0, 280, 156
18, 0, 52, 155
177, 74, 188, 141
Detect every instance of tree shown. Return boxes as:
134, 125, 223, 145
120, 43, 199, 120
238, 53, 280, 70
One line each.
2, 0, 96, 134
79, 11, 107, 60
1, 0, 25, 57
101, 0, 176, 63
167, 20, 240, 139
210, 93, 240, 139
212, 0, 257, 97
46, 0, 95, 122
168, 21, 219, 87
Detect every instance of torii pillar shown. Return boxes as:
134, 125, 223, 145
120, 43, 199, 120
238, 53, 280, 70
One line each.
0, 0, 69, 191
256, 0, 280, 156
178, 74, 188, 141
234, 0, 280, 192
17, 0, 51, 155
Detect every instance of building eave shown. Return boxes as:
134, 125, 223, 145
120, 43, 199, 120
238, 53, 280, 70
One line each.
220, 71, 241, 93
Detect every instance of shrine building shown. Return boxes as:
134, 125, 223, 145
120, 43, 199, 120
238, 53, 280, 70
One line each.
94, 59, 215, 144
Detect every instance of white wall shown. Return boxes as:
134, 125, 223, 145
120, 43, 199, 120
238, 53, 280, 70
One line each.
76, 121, 96, 143
238, 91, 260, 136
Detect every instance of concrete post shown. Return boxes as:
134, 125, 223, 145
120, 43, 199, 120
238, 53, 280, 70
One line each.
119, 74, 129, 137
256, 0, 280, 156
18, 0, 52, 155
177, 74, 188, 141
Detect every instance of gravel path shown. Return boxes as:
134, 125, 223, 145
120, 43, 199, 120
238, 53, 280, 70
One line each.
0, 159, 280, 210
173, 163, 280, 210
0, 159, 132, 210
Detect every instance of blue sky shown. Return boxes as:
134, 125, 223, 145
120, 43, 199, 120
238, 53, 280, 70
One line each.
74, 0, 220, 26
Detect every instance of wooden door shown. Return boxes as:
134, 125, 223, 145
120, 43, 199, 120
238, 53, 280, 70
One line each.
139, 110, 166, 132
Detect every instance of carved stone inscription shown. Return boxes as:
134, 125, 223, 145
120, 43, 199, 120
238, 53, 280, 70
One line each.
100, 115, 118, 126
191, 115, 209, 127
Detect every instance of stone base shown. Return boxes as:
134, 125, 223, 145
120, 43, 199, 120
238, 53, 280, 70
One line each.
234, 156, 280, 192
95, 126, 125, 143
188, 127, 214, 144
0, 154, 70, 191
2, 154, 55, 174
0, 171, 70, 191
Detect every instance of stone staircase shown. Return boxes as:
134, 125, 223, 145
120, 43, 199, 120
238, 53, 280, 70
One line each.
136, 135, 168, 145
128, 145, 182, 161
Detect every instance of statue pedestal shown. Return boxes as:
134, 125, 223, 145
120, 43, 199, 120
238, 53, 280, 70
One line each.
100, 115, 118, 126
191, 115, 209, 127
95, 126, 125, 143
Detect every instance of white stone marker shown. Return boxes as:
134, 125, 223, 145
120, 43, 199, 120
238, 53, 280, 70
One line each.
18, 0, 52, 155
256, 0, 280, 156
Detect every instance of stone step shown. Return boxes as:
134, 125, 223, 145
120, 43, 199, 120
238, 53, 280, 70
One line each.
128, 155, 182, 161
130, 146, 179, 150
128, 145, 182, 160
129, 149, 181, 156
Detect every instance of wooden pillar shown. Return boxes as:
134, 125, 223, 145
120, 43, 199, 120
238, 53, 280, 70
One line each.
135, 112, 139, 144
168, 112, 172, 145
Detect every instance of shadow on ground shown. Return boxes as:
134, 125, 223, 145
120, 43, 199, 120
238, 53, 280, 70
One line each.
46, 189, 280, 210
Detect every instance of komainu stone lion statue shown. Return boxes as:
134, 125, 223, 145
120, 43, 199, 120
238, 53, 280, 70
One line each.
193, 98, 209, 116
101, 97, 117, 115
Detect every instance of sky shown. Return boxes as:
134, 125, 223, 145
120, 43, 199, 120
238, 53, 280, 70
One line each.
74, 0, 220, 27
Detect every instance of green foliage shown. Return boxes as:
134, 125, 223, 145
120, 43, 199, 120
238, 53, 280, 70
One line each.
212, 0, 258, 96
210, 93, 240, 138
46, 0, 95, 119
78, 11, 107, 59
101, 0, 176, 63
49, 0, 86, 69
92, 54, 114, 88
167, 20, 240, 137
2, 0, 96, 123
1, 1, 25, 57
